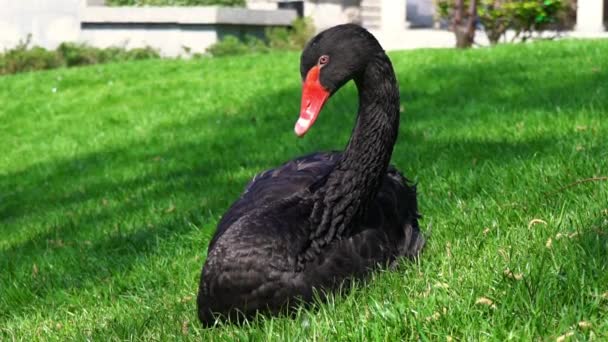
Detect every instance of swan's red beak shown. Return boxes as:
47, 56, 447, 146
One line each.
295, 66, 330, 137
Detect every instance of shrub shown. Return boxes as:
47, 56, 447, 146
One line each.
266, 17, 315, 51
206, 35, 269, 57
124, 47, 162, 60
93, 45, 161, 62
57, 42, 102, 66
507, 0, 564, 41
0, 36, 63, 75
206, 17, 315, 57
0, 37, 160, 76
477, 0, 511, 45
106, 0, 245, 6
438, 0, 565, 46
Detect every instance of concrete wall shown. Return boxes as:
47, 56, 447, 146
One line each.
0, 0, 83, 50
80, 24, 219, 56
247, 0, 362, 31
0, 2, 296, 56
79, 7, 295, 56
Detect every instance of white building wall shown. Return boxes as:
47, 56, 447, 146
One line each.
247, 0, 362, 31
247, 0, 280, 10
80, 26, 219, 57
0, 0, 83, 50
304, 2, 354, 31
0, 2, 295, 56
576, 0, 606, 32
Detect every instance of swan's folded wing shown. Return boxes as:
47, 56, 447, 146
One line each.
209, 152, 341, 249
243, 152, 340, 196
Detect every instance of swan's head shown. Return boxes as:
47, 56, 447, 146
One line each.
295, 24, 383, 137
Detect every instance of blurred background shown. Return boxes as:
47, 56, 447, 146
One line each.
0, 0, 606, 60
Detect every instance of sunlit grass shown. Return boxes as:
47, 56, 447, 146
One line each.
1, 39, 607, 340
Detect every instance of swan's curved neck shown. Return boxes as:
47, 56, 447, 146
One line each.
333, 51, 400, 210
299, 51, 400, 267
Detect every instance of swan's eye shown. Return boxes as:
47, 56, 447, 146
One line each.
318, 55, 330, 66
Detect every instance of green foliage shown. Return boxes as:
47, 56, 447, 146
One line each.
57, 42, 100, 66
477, 0, 512, 44
206, 35, 269, 57
0, 36, 63, 75
0, 38, 160, 75
1, 40, 607, 340
107, 0, 245, 6
266, 17, 316, 50
507, 0, 564, 40
207, 17, 315, 57
438, 0, 565, 44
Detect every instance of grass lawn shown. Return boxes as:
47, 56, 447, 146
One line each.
1, 39, 607, 340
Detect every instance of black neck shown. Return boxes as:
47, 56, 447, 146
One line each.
329, 51, 400, 214
343, 51, 400, 187
299, 51, 400, 267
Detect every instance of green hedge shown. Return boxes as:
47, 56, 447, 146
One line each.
0, 36, 160, 76
207, 17, 315, 57
106, 0, 245, 6
1, 16, 315, 74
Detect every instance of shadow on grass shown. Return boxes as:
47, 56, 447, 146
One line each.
397, 50, 607, 122
0, 55, 606, 319
0, 84, 312, 319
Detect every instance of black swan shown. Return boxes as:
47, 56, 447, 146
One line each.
197, 24, 425, 326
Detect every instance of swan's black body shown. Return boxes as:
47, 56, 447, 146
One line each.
197, 24, 425, 326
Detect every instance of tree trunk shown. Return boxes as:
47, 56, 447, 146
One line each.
452, 0, 478, 48
484, 20, 507, 45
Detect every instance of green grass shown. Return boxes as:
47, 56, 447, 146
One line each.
1, 39, 607, 340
